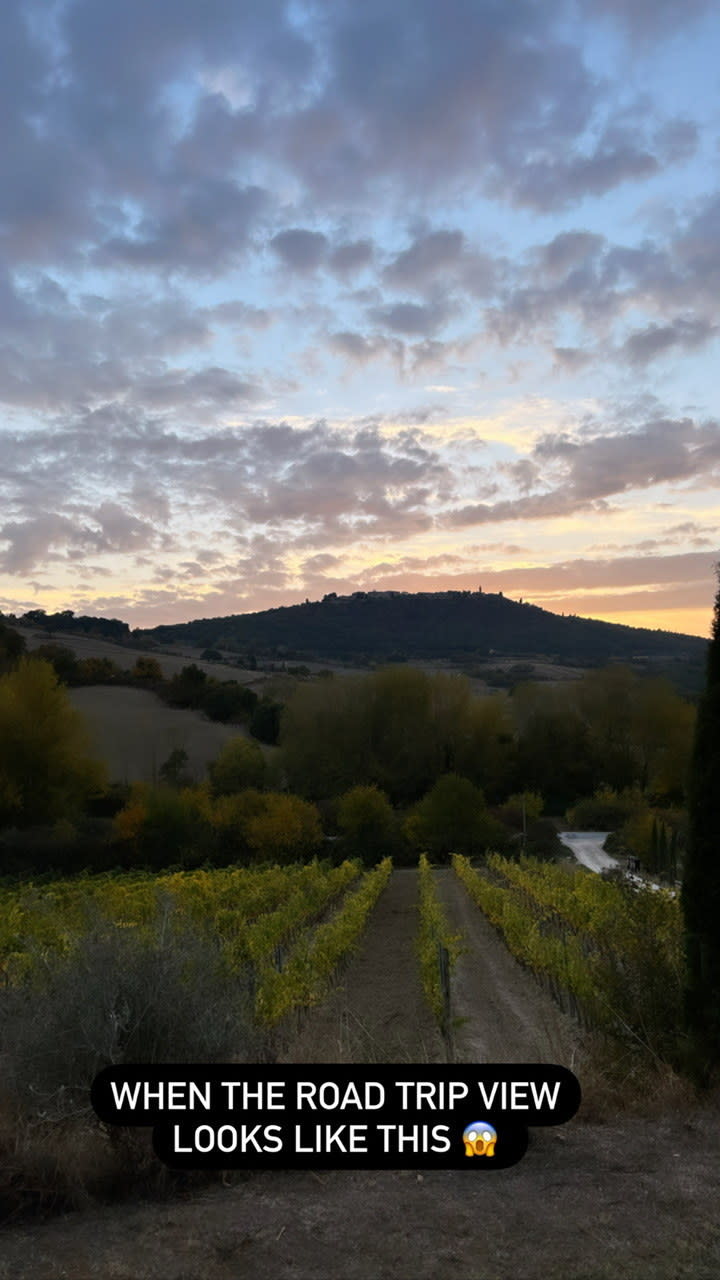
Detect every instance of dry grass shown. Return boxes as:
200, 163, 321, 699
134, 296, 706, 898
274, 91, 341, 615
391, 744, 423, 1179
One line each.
570, 1031, 702, 1124
67, 686, 256, 783
16, 628, 260, 685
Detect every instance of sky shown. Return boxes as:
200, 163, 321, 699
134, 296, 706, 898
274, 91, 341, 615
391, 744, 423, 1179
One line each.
1, 0, 719, 637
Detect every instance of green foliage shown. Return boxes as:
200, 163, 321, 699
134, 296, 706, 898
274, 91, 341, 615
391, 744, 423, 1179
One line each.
405, 774, 507, 860
31, 643, 79, 683
256, 858, 392, 1024
250, 697, 282, 744
496, 790, 544, 830
0, 861, 362, 994
166, 663, 208, 707
208, 737, 267, 796
454, 853, 684, 1061
0, 620, 26, 674
130, 656, 163, 683
512, 683, 595, 809
0, 909, 256, 1123
416, 854, 461, 1030
566, 786, 644, 830
74, 656, 124, 683
280, 667, 515, 805
158, 747, 192, 788
114, 778, 323, 868
243, 793, 324, 863
336, 785, 396, 863
138, 591, 707, 676
0, 658, 106, 831
199, 681, 258, 723
512, 669, 695, 810
114, 783, 211, 868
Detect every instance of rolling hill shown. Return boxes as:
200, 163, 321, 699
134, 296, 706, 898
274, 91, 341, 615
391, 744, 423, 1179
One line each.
138, 590, 707, 671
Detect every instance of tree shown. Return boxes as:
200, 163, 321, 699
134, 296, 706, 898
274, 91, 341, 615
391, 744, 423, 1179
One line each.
250, 698, 282, 744
404, 774, 506, 860
0, 658, 106, 829
32, 643, 79, 684
200, 681, 257, 723
113, 783, 210, 867
166, 664, 207, 708
682, 569, 720, 1077
131, 656, 163, 684
208, 737, 266, 796
245, 793, 323, 863
336, 785, 396, 862
158, 747, 192, 788
0, 621, 26, 674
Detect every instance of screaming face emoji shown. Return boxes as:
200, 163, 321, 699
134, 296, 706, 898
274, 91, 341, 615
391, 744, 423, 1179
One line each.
463, 1121, 497, 1157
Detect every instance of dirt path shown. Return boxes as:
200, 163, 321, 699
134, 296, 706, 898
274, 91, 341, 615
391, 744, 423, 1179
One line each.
3, 1108, 720, 1280
282, 868, 443, 1064
3, 869, 720, 1279
435, 869, 581, 1064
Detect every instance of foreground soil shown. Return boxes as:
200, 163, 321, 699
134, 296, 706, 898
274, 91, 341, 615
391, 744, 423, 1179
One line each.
3, 868, 720, 1280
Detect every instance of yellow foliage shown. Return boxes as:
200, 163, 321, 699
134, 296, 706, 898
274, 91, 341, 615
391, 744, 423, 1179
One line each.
0, 657, 106, 826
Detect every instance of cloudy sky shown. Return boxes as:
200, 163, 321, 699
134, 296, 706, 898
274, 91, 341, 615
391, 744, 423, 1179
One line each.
1, 0, 719, 635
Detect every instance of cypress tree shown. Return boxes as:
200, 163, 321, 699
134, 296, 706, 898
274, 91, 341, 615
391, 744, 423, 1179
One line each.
681, 566, 720, 1077
670, 828, 678, 884
649, 816, 659, 873
658, 822, 668, 878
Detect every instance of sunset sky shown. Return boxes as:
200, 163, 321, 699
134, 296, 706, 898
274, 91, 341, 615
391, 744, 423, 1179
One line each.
1, 0, 719, 636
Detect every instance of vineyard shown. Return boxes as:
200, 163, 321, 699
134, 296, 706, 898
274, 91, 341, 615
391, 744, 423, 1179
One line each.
0, 858, 396, 1032
416, 853, 461, 1037
452, 852, 684, 1060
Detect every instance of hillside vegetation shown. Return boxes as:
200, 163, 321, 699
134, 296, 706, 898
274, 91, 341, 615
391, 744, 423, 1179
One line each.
137, 589, 707, 674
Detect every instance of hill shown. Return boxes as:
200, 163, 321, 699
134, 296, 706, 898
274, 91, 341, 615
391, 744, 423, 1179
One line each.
139, 590, 707, 674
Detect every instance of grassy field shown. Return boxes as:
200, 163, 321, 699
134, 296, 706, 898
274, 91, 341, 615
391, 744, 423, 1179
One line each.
68, 686, 257, 783
15, 627, 263, 685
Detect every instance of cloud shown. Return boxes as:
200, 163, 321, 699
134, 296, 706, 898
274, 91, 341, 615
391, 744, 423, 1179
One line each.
384, 231, 465, 287
0, 503, 162, 573
621, 317, 718, 364
0, 413, 454, 573
96, 182, 269, 276
130, 366, 264, 408
367, 301, 449, 337
328, 239, 374, 276
587, 0, 714, 38
328, 330, 405, 365
0, 0, 701, 292
269, 228, 329, 272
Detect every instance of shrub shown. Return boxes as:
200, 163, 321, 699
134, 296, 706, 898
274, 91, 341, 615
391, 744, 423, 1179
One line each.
250, 698, 282, 744
113, 784, 211, 867
245, 794, 323, 863
208, 737, 266, 796
0, 911, 257, 1125
566, 786, 644, 831
336, 785, 396, 863
404, 774, 508, 860
199, 681, 257, 723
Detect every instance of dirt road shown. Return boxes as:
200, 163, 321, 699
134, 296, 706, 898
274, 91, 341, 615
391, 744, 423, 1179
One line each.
435, 868, 580, 1064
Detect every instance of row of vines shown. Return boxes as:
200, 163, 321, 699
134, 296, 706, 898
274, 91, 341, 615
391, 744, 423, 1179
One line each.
0, 858, 393, 1029
416, 854, 461, 1037
453, 853, 684, 1060
1, 862, 355, 973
